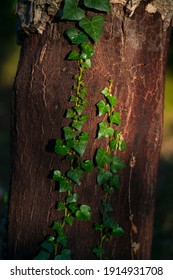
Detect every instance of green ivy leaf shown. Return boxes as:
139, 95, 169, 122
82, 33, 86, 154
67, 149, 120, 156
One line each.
61, 0, 85, 21
68, 202, 78, 214
79, 16, 104, 42
72, 120, 85, 131
98, 122, 114, 138
47, 235, 55, 243
84, 0, 111, 12
57, 233, 68, 246
76, 204, 91, 220
101, 87, 109, 96
80, 99, 88, 105
74, 105, 84, 115
66, 28, 88, 44
109, 139, 117, 151
55, 249, 71, 260
52, 221, 62, 232
63, 216, 75, 226
80, 43, 95, 59
111, 130, 126, 151
92, 247, 105, 258
53, 223, 67, 246
81, 59, 91, 68
110, 156, 125, 171
109, 173, 121, 189
96, 100, 110, 116
68, 50, 79, 60
81, 160, 93, 172
109, 112, 121, 125
72, 132, 88, 157
66, 108, 75, 118
59, 177, 73, 192
63, 126, 76, 140
55, 139, 69, 156
94, 223, 104, 230
57, 201, 66, 211
67, 168, 84, 185
79, 114, 88, 121
96, 148, 111, 167
97, 168, 112, 185
103, 214, 114, 228
40, 240, 54, 254
53, 170, 61, 181
106, 95, 117, 107
112, 226, 124, 237
66, 193, 79, 203
33, 250, 50, 260
70, 95, 77, 102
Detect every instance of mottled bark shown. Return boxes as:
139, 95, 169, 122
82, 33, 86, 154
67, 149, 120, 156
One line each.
7, 3, 171, 259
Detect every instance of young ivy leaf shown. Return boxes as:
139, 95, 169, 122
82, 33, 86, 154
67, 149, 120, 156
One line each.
96, 148, 111, 167
55, 139, 69, 156
109, 173, 121, 189
92, 247, 105, 259
96, 100, 110, 116
57, 201, 66, 211
76, 204, 91, 220
72, 132, 88, 157
68, 202, 78, 214
81, 160, 93, 172
55, 249, 71, 260
63, 126, 76, 140
98, 122, 114, 138
59, 177, 73, 192
67, 167, 84, 185
40, 240, 54, 254
63, 216, 75, 226
53, 170, 61, 181
61, 0, 85, 21
80, 43, 95, 59
74, 105, 84, 115
84, 0, 111, 13
68, 50, 79, 60
66, 193, 79, 203
112, 225, 124, 237
79, 16, 104, 42
101, 87, 109, 96
111, 156, 125, 171
33, 250, 50, 260
66, 108, 75, 118
72, 120, 85, 131
81, 59, 91, 68
66, 28, 88, 45
106, 95, 117, 107
109, 112, 121, 125
97, 168, 112, 185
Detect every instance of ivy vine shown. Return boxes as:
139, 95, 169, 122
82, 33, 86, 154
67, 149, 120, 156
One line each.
34, 0, 126, 260
93, 80, 126, 260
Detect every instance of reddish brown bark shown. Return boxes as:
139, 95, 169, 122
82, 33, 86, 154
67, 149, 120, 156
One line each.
7, 4, 171, 259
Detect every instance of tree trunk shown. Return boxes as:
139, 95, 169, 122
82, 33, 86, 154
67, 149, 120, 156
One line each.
7, 2, 171, 259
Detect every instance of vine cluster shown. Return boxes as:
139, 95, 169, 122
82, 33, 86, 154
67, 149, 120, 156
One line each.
34, 0, 126, 260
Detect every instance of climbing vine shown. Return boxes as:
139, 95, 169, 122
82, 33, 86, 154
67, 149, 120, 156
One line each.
92, 80, 126, 260
34, 0, 126, 260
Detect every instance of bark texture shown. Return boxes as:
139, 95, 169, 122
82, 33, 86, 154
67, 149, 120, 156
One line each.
8, 3, 171, 259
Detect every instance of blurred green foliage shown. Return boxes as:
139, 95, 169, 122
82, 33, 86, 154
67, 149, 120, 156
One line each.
0, 0, 173, 259
0, 0, 20, 192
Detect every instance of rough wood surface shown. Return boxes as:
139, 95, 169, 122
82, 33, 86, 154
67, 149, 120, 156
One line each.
7, 3, 171, 259
17, 0, 173, 37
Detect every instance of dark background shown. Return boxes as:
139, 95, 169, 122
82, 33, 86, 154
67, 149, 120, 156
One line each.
0, 0, 173, 259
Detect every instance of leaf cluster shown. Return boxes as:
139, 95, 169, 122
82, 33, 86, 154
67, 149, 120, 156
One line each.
93, 81, 126, 259
62, 0, 110, 43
